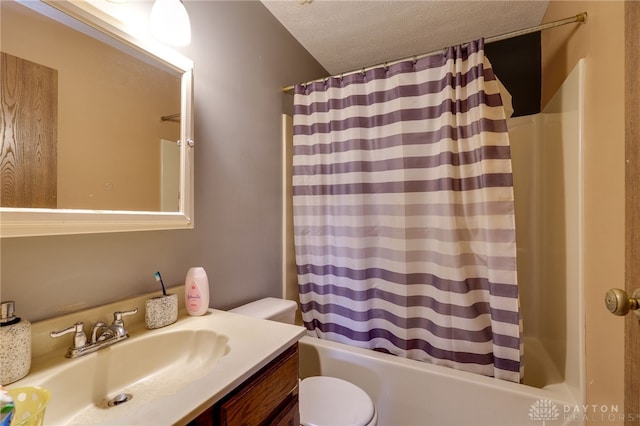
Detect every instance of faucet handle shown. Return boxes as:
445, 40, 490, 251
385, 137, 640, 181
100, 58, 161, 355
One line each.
113, 308, 138, 326
50, 322, 87, 349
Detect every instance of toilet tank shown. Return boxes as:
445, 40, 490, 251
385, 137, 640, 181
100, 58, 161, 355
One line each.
229, 297, 297, 324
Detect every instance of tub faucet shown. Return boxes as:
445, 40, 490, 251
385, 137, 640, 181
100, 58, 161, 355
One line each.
50, 308, 138, 358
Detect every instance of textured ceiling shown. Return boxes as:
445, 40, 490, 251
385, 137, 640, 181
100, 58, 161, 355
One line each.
261, 0, 549, 75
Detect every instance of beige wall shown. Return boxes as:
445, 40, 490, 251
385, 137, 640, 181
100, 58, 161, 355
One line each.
542, 1, 625, 412
0, 1, 326, 322
3, 0, 624, 412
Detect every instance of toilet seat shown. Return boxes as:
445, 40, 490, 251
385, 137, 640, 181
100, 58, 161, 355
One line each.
299, 376, 376, 426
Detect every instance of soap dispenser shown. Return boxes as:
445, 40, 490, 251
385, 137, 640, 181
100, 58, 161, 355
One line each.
0, 301, 31, 385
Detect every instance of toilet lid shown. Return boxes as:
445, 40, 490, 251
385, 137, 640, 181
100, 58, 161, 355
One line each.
300, 376, 375, 426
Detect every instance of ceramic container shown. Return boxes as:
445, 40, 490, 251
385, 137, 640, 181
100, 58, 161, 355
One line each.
145, 294, 178, 329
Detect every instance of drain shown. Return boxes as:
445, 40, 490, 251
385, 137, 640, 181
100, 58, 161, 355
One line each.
106, 393, 133, 407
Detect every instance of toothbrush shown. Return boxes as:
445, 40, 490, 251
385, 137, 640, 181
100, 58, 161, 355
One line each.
154, 271, 167, 296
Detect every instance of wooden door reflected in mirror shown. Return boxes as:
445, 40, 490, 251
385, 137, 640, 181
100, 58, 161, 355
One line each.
1, 52, 57, 208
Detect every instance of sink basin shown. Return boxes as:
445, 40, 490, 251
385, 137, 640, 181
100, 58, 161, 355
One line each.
9, 308, 305, 425
32, 328, 228, 425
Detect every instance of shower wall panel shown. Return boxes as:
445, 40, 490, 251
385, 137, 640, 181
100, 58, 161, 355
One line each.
509, 60, 585, 401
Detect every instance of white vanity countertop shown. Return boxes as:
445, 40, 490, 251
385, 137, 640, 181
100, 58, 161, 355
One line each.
9, 307, 306, 425
127, 310, 305, 426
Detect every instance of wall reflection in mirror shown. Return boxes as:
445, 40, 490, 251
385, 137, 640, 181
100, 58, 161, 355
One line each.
0, 0, 182, 212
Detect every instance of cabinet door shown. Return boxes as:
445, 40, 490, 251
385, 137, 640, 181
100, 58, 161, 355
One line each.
187, 405, 215, 426
217, 344, 299, 426
269, 396, 299, 426
187, 344, 299, 426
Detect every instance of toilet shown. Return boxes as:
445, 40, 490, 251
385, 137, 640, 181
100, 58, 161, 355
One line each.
229, 297, 378, 426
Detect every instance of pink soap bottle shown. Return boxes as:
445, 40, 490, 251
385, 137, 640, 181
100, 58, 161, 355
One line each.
184, 267, 210, 316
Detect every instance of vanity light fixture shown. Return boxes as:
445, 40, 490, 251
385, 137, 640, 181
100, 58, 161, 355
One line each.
150, 0, 191, 46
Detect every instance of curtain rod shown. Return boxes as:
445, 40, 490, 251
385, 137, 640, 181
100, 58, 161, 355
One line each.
282, 12, 587, 93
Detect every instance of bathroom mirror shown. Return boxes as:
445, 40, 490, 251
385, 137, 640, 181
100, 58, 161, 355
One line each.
0, 0, 194, 237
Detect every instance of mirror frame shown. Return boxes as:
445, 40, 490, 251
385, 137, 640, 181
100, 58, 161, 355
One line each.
0, 0, 195, 238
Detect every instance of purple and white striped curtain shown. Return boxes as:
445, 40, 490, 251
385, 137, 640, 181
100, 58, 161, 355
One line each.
292, 39, 522, 382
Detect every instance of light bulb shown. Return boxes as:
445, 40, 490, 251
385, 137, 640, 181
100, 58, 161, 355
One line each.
150, 0, 191, 46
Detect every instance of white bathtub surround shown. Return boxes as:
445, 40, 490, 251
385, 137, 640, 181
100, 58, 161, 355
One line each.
509, 60, 586, 406
299, 335, 580, 426
284, 59, 586, 425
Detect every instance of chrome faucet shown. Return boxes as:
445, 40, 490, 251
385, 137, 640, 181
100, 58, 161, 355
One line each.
50, 309, 138, 358
90, 321, 107, 343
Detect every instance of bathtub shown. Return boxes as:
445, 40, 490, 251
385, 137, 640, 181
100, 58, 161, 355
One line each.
286, 61, 587, 426
299, 335, 582, 426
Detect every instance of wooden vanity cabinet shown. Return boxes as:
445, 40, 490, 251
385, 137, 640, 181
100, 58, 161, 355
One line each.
188, 343, 300, 426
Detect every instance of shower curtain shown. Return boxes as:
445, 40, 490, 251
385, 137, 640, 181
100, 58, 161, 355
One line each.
292, 39, 522, 382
